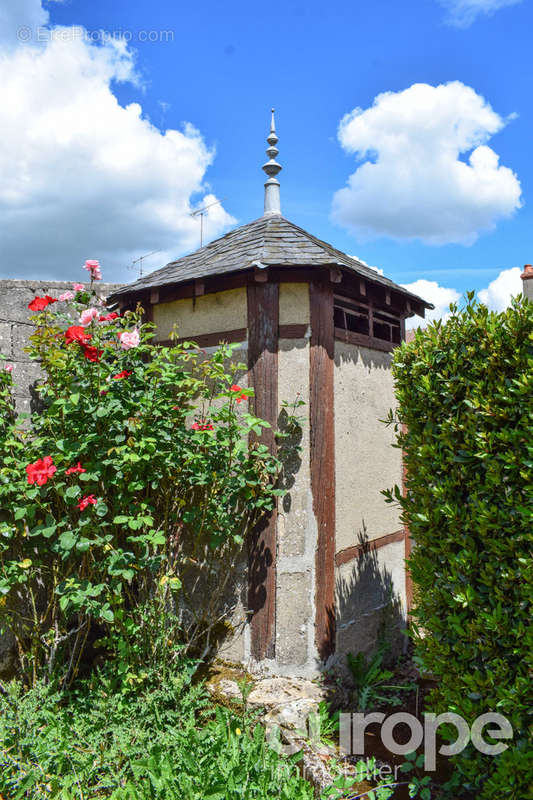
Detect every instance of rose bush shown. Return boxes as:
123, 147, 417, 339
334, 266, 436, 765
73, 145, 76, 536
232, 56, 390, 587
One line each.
0, 265, 283, 687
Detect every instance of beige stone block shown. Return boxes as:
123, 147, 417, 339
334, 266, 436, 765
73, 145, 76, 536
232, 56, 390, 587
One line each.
0, 323, 12, 358
276, 572, 311, 666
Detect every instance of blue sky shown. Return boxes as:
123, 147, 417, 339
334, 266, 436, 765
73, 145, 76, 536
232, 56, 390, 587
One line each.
0, 0, 530, 317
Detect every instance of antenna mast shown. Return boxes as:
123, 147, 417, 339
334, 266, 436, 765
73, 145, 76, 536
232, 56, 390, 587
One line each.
129, 250, 162, 279
190, 197, 225, 248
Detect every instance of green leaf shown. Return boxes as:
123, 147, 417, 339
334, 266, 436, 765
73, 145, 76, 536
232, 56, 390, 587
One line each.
58, 531, 77, 551
65, 485, 81, 500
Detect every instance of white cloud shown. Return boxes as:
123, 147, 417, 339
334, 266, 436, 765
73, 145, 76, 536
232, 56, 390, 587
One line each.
0, 3, 234, 282
478, 266, 522, 310
349, 255, 384, 275
440, 0, 523, 28
332, 82, 522, 246
401, 279, 461, 329
0, 0, 65, 48
403, 268, 523, 330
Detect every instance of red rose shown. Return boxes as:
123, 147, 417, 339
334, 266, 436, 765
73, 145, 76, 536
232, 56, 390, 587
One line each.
230, 384, 247, 404
77, 494, 97, 511
81, 344, 103, 362
28, 295, 58, 312
99, 312, 119, 322
191, 420, 214, 431
26, 456, 56, 486
65, 326, 92, 346
112, 370, 132, 380
65, 462, 86, 475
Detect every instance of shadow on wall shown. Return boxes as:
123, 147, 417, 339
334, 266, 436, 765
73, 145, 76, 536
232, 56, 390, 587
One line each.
334, 526, 406, 673
334, 341, 393, 372
277, 406, 303, 514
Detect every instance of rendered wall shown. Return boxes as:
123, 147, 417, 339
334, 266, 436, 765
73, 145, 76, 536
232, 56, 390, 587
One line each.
279, 283, 310, 327
333, 340, 406, 662
152, 288, 247, 341
334, 342, 403, 549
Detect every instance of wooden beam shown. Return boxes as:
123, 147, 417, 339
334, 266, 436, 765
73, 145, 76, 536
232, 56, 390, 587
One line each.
247, 282, 279, 661
400, 317, 406, 342
279, 323, 309, 339
143, 302, 154, 324
309, 280, 336, 661
194, 279, 205, 296
329, 267, 342, 284
334, 327, 398, 354
166, 328, 247, 348
150, 288, 159, 305
254, 268, 269, 282
156, 323, 308, 350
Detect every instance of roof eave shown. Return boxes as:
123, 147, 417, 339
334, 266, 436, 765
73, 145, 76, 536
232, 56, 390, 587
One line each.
107, 262, 433, 318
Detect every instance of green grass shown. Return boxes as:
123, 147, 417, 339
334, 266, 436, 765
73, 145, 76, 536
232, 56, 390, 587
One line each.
0, 663, 314, 800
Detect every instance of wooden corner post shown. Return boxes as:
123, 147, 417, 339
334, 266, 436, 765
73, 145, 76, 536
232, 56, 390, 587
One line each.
309, 281, 336, 661
247, 282, 279, 660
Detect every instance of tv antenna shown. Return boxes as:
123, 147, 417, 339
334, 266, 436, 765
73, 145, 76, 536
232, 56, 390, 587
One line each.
128, 249, 162, 279
190, 197, 226, 248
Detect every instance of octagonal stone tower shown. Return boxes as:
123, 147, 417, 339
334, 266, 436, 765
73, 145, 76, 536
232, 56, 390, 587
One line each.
108, 113, 432, 677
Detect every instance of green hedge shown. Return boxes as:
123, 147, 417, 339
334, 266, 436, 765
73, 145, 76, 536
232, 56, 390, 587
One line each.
386, 295, 533, 798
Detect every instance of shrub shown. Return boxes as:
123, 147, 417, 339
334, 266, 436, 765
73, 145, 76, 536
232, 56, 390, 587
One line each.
385, 295, 533, 798
0, 278, 283, 686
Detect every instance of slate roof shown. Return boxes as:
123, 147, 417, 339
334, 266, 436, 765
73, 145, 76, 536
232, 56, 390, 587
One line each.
109, 214, 433, 309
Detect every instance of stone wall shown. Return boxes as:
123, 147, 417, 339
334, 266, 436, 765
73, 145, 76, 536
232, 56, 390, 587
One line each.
0, 279, 123, 415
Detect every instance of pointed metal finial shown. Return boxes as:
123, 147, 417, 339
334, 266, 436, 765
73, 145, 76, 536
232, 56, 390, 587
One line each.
263, 108, 282, 216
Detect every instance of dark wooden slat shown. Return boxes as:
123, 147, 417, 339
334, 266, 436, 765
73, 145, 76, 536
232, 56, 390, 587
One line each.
247, 282, 279, 661
279, 323, 308, 339
310, 281, 336, 661
334, 327, 399, 353
335, 530, 405, 567
173, 328, 247, 348
157, 323, 308, 349
142, 301, 154, 324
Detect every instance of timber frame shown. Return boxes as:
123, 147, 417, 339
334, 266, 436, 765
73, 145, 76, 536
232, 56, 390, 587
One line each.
115, 265, 419, 664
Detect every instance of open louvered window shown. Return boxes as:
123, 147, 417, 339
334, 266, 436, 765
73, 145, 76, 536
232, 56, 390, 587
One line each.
333, 296, 401, 345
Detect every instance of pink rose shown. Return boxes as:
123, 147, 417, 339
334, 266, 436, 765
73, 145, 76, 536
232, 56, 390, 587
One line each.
119, 328, 140, 350
84, 260, 102, 281
59, 291, 75, 301
80, 307, 100, 326
4, 364, 13, 373
73, 283, 85, 292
